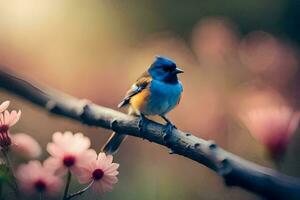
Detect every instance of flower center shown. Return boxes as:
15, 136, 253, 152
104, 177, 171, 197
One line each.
63, 155, 76, 167
0, 125, 9, 133
92, 169, 104, 180
0, 125, 11, 148
34, 179, 46, 192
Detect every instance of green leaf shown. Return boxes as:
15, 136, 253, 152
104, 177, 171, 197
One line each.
0, 164, 13, 183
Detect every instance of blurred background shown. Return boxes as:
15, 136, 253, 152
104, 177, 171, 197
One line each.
1, 0, 300, 199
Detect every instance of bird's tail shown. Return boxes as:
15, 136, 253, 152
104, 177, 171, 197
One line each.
101, 132, 127, 155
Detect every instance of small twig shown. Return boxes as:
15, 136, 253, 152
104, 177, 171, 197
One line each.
63, 171, 72, 200
67, 181, 93, 200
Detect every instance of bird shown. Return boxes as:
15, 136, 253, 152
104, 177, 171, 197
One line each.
102, 56, 184, 155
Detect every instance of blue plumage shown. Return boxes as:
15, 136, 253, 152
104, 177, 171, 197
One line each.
146, 56, 183, 115
148, 56, 183, 84
144, 79, 182, 115
102, 56, 184, 155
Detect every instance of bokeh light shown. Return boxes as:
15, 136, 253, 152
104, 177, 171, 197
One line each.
0, 1, 300, 199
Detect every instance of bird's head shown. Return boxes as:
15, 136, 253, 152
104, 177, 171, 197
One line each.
148, 56, 184, 83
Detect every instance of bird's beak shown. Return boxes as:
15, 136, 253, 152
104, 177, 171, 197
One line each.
175, 67, 184, 74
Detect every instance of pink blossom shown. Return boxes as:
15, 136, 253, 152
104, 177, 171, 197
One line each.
11, 133, 42, 159
0, 110, 21, 148
240, 106, 300, 155
45, 131, 93, 175
73, 150, 119, 194
0, 101, 10, 113
16, 160, 63, 196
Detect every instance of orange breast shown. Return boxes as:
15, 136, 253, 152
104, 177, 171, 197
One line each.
130, 88, 150, 114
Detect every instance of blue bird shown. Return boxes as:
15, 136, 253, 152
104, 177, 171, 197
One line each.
102, 56, 184, 154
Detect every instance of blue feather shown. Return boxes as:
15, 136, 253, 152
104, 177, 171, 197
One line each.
143, 79, 183, 115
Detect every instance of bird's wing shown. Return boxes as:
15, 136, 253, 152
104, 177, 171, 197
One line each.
118, 72, 152, 108
177, 93, 182, 106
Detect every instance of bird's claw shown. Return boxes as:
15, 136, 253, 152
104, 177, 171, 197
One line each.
170, 123, 177, 130
163, 122, 176, 138
138, 114, 147, 135
138, 118, 144, 133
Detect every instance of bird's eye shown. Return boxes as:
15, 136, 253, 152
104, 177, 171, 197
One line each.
163, 66, 172, 72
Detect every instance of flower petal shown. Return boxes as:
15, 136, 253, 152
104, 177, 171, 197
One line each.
4, 110, 10, 125
47, 143, 63, 157
91, 181, 104, 194
103, 175, 118, 185
0, 101, 9, 113
72, 167, 92, 184
16, 160, 63, 196
8, 110, 21, 126
11, 133, 42, 159
44, 157, 64, 174
287, 111, 300, 136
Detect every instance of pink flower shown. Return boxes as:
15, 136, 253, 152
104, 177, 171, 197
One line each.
16, 160, 63, 196
240, 106, 300, 155
73, 150, 119, 194
0, 109, 21, 148
0, 101, 10, 113
11, 133, 42, 159
45, 131, 93, 175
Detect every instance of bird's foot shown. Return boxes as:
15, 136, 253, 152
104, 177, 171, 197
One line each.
138, 114, 148, 137
163, 122, 176, 139
160, 115, 177, 139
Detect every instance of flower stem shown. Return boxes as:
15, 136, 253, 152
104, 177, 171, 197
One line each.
67, 181, 93, 200
63, 170, 72, 200
0, 182, 2, 200
1, 148, 19, 195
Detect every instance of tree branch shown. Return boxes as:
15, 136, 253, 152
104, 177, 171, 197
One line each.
0, 67, 300, 200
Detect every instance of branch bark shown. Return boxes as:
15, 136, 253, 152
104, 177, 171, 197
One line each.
0, 67, 300, 200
